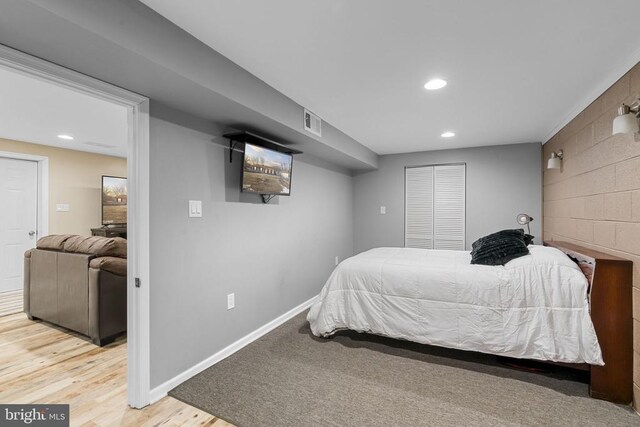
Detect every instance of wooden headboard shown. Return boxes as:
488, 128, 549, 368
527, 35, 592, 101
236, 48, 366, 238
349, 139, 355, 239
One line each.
544, 241, 633, 404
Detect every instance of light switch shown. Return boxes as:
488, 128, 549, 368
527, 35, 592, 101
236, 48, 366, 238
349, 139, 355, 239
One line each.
188, 200, 202, 218
56, 203, 70, 212
380, 206, 386, 215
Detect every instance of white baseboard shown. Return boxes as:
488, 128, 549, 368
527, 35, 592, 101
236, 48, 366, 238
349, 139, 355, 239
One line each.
149, 294, 319, 404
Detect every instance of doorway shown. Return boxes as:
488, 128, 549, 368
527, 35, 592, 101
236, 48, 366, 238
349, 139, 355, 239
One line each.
0, 44, 151, 408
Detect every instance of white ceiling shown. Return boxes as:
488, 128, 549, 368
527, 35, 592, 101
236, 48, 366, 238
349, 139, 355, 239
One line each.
141, 0, 640, 154
0, 67, 128, 157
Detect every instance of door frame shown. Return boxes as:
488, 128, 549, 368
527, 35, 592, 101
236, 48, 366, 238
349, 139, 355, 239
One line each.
0, 44, 151, 408
0, 151, 48, 240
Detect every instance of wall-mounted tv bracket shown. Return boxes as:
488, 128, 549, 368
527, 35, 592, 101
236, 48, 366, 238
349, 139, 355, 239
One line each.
229, 139, 240, 163
224, 131, 303, 164
261, 194, 277, 204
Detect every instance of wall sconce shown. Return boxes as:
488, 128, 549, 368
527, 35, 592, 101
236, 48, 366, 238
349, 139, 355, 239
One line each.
547, 149, 563, 169
612, 101, 640, 135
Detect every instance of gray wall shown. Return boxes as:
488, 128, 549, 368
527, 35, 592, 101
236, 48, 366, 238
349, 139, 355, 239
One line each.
149, 104, 354, 388
353, 143, 542, 253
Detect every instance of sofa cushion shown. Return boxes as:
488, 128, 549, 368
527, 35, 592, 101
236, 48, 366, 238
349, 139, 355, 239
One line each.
90, 256, 127, 276
36, 234, 75, 251
64, 236, 127, 258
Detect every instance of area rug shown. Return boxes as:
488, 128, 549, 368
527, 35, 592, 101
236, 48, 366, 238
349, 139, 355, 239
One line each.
169, 311, 639, 426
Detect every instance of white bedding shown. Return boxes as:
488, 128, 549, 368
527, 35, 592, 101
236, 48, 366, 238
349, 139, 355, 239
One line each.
307, 245, 603, 365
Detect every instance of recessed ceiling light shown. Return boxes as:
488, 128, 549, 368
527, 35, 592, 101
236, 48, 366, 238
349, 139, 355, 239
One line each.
441, 131, 455, 138
424, 79, 447, 90
57, 134, 74, 140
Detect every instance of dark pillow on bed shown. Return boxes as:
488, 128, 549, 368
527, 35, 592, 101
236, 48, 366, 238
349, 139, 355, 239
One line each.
471, 229, 526, 250
524, 234, 535, 246
471, 229, 526, 251
470, 229, 530, 266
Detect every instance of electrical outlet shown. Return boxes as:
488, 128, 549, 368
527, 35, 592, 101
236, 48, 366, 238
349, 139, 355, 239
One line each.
335, 256, 339, 266
380, 206, 386, 215
227, 293, 235, 310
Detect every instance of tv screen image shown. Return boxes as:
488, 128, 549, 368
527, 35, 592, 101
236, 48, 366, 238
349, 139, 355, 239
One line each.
102, 176, 127, 225
242, 143, 293, 195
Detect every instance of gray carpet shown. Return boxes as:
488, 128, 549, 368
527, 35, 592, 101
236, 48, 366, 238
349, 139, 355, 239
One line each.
170, 311, 639, 426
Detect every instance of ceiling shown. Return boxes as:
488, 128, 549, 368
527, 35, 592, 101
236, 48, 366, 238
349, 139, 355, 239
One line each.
140, 0, 640, 154
0, 66, 128, 157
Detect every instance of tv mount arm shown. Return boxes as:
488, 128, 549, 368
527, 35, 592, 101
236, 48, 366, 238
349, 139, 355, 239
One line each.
229, 140, 240, 163
261, 194, 276, 204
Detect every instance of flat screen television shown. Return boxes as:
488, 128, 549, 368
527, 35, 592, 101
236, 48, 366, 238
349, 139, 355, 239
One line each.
102, 175, 127, 226
242, 143, 293, 195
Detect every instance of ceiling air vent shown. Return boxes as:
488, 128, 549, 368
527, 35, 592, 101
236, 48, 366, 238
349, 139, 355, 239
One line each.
84, 141, 117, 148
303, 108, 322, 137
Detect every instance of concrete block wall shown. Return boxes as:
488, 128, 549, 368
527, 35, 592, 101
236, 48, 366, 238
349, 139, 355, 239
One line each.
543, 62, 640, 408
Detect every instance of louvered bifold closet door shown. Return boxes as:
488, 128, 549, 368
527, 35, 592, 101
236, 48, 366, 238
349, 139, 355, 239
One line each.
433, 164, 466, 250
405, 166, 434, 249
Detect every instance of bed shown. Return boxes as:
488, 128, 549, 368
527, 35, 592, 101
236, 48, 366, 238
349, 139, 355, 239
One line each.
307, 241, 632, 403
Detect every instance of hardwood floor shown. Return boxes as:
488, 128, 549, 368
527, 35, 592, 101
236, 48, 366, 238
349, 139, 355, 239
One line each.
0, 312, 235, 426
0, 290, 23, 317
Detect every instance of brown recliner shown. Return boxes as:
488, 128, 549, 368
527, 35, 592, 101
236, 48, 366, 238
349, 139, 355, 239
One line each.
24, 234, 127, 346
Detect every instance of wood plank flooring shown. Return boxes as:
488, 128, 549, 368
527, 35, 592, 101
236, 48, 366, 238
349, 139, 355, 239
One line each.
0, 290, 23, 317
0, 312, 235, 426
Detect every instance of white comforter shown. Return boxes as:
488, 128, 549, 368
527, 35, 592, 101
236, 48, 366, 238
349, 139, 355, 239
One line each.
307, 245, 603, 365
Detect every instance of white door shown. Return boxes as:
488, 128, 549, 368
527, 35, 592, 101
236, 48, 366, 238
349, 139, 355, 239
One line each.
0, 157, 38, 293
433, 165, 466, 250
405, 164, 466, 250
405, 166, 434, 249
